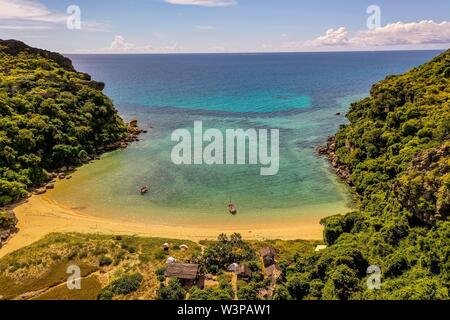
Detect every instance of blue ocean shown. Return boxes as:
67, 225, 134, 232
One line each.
49, 51, 441, 228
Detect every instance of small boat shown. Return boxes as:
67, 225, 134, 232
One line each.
140, 186, 149, 194
228, 203, 238, 215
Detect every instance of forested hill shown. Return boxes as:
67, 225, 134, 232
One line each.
0, 40, 127, 207
318, 49, 450, 299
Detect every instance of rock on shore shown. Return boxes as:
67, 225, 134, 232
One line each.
104, 119, 146, 151
317, 136, 353, 185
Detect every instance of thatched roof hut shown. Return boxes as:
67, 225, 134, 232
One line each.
260, 247, 276, 258
227, 263, 239, 272
265, 264, 282, 279
165, 263, 200, 280
236, 264, 252, 279
260, 247, 277, 267
166, 256, 176, 264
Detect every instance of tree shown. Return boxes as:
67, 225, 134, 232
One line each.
237, 283, 259, 300
157, 279, 186, 300
320, 215, 345, 246
322, 265, 360, 300
272, 285, 291, 300
286, 273, 310, 300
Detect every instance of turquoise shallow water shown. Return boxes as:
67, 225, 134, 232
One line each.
50, 51, 441, 226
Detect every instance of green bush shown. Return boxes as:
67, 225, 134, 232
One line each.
97, 273, 143, 300
157, 279, 186, 300
99, 256, 113, 267
272, 285, 292, 300
237, 284, 259, 301
286, 273, 310, 300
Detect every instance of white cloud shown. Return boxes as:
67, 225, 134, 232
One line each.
164, 0, 237, 7
307, 27, 349, 46
83, 35, 181, 53
0, 0, 111, 32
195, 25, 216, 30
110, 35, 137, 50
305, 21, 450, 49
0, 0, 65, 23
0, 24, 52, 30
350, 20, 450, 46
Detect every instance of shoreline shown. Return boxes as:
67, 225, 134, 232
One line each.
0, 193, 328, 258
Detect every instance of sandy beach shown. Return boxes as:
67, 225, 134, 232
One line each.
0, 194, 326, 258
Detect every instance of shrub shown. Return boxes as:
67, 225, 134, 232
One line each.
286, 273, 310, 300
157, 279, 186, 300
97, 273, 143, 300
99, 256, 113, 267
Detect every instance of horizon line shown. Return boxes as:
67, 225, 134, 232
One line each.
63, 48, 447, 55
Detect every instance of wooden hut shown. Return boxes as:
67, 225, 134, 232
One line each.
260, 247, 276, 267
165, 263, 200, 286
265, 264, 283, 280
236, 264, 252, 280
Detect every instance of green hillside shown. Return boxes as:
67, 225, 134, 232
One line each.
317, 49, 450, 299
0, 40, 127, 206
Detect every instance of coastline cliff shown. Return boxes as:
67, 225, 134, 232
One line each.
317, 48, 450, 299
0, 40, 141, 246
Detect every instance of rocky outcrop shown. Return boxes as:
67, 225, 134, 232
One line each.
318, 136, 353, 185
393, 142, 450, 224
0, 210, 18, 248
104, 120, 146, 151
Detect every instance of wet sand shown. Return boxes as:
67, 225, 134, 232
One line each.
0, 194, 328, 258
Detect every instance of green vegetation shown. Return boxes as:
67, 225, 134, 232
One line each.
1, 43, 449, 300
0, 233, 200, 300
201, 233, 256, 274
0, 39, 126, 206
157, 278, 186, 300
97, 273, 143, 300
0, 210, 13, 228
188, 274, 234, 300
314, 49, 450, 299
32, 274, 102, 301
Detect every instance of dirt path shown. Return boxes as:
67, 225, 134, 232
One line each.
13, 271, 100, 300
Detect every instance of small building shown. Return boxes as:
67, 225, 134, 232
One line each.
258, 288, 269, 300
165, 263, 200, 286
166, 256, 176, 264
260, 247, 277, 267
265, 264, 283, 280
227, 263, 239, 272
236, 264, 252, 280
179, 244, 189, 251
163, 243, 170, 251
315, 245, 328, 252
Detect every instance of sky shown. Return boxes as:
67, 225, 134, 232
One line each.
1, 0, 450, 53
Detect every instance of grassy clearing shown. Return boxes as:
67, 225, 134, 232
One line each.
0, 233, 202, 300
0, 262, 97, 299
32, 274, 102, 300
